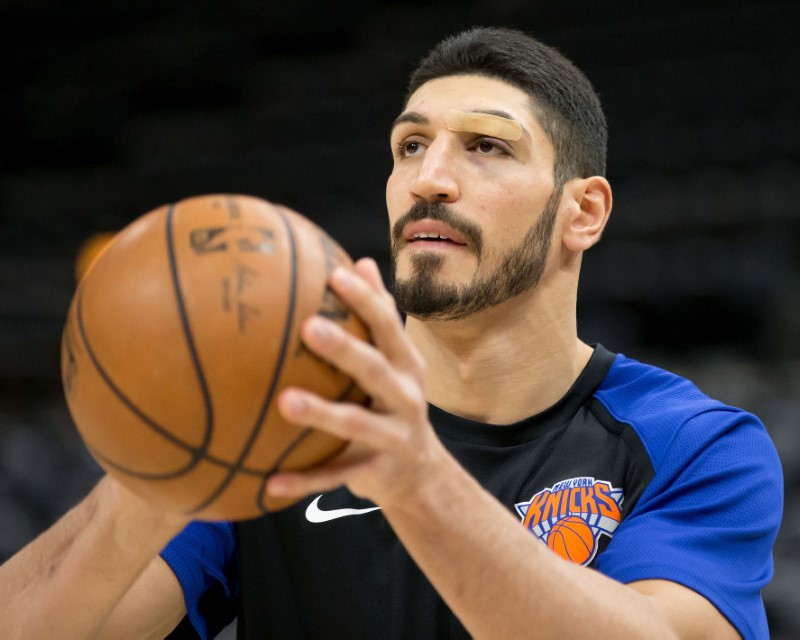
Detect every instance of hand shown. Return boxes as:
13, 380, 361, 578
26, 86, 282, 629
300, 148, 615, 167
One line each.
266, 258, 446, 509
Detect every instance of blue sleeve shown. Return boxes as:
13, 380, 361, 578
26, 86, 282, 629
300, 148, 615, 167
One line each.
595, 402, 783, 640
160, 520, 239, 639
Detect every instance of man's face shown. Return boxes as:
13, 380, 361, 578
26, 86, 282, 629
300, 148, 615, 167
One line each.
386, 74, 561, 321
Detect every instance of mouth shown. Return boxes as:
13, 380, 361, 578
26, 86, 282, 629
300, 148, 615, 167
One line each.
402, 220, 469, 249
409, 233, 467, 248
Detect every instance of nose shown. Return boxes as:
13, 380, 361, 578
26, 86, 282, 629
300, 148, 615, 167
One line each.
410, 139, 460, 204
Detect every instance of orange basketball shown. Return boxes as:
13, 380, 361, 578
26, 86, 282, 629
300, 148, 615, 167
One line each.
546, 516, 595, 565
60, 194, 368, 520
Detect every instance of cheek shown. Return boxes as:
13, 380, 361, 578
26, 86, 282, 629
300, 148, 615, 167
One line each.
477, 185, 536, 233
503, 172, 554, 215
475, 182, 550, 257
385, 171, 407, 224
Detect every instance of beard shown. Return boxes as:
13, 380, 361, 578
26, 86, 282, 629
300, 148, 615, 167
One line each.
390, 187, 561, 321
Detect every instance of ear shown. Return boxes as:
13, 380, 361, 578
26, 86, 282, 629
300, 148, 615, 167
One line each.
561, 176, 612, 252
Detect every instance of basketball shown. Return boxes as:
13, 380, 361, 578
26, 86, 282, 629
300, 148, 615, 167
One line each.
546, 516, 595, 565
60, 194, 369, 520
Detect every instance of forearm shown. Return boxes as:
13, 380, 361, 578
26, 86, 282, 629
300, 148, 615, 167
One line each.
0, 476, 187, 640
383, 451, 676, 640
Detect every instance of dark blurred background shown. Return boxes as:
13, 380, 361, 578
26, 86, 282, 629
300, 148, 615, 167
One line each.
1, 0, 798, 636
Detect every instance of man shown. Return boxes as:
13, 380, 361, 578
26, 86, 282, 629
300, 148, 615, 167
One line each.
0, 27, 782, 639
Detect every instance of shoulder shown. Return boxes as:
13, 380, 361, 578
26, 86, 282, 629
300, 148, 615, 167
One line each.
593, 352, 779, 476
592, 353, 782, 639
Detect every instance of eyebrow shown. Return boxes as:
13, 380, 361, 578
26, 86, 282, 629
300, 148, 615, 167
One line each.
391, 109, 530, 138
391, 111, 429, 129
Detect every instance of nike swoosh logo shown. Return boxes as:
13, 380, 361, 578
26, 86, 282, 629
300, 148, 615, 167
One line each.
305, 495, 381, 523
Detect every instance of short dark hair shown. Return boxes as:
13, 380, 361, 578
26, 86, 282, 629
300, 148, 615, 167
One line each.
407, 27, 607, 184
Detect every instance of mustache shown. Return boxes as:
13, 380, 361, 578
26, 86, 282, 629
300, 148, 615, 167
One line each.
391, 200, 483, 258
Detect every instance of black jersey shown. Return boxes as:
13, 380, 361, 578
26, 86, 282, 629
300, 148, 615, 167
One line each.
161, 345, 782, 639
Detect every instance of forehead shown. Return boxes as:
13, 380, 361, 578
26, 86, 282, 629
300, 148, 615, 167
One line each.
402, 74, 537, 127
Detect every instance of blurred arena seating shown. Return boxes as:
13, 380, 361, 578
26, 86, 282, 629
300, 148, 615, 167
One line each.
1, 0, 798, 636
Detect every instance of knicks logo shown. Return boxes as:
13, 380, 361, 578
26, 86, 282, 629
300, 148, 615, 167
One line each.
515, 477, 623, 566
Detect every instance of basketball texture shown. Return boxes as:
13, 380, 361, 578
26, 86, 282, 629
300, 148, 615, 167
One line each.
61, 194, 368, 520
546, 516, 595, 565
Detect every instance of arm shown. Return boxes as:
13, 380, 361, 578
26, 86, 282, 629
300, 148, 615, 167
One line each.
0, 475, 188, 640
266, 258, 739, 640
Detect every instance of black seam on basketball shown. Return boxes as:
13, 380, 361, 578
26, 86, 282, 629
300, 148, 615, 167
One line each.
75, 285, 205, 479
186, 202, 300, 515
256, 379, 357, 513
166, 203, 216, 462
257, 428, 315, 513
90, 439, 281, 480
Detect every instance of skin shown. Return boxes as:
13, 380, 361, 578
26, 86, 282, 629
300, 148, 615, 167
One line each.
0, 477, 188, 639
0, 74, 741, 639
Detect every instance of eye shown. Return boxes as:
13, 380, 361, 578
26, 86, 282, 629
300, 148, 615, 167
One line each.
395, 138, 426, 158
471, 138, 509, 156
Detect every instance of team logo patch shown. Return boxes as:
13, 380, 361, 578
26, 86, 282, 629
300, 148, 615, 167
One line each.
515, 477, 624, 566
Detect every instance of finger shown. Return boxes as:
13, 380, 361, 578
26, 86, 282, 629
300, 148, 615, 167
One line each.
278, 386, 402, 449
353, 257, 387, 295
266, 468, 343, 499
301, 316, 423, 413
266, 447, 368, 498
329, 267, 423, 377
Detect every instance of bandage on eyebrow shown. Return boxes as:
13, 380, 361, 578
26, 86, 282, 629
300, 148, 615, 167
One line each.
445, 109, 523, 141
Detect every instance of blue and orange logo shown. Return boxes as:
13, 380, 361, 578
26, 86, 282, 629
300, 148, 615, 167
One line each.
515, 477, 624, 566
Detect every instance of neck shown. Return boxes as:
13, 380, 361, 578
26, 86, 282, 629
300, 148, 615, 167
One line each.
406, 282, 592, 425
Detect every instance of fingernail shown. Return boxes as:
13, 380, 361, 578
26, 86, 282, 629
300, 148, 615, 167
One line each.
267, 477, 289, 496
308, 316, 332, 340
285, 391, 307, 413
333, 267, 355, 288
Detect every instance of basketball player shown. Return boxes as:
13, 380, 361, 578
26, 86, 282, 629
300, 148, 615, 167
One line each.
0, 27, 782, 639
